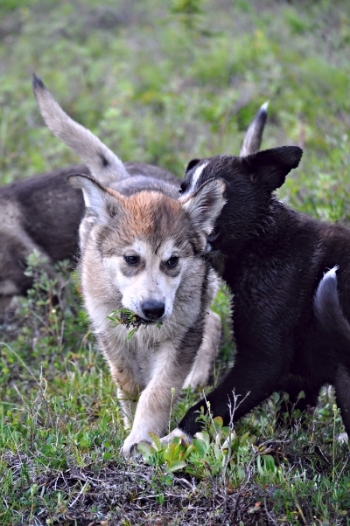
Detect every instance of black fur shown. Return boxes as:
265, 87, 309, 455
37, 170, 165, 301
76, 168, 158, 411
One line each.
177, 146, 350, 437
314, 269, 350, 368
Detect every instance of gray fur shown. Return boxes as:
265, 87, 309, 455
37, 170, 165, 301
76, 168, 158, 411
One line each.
33, 74, 129, 186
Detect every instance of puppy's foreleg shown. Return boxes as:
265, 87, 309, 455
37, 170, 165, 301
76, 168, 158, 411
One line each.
183, 309, 221, 389
122, 340, 194, 456
178, 352, 283, 438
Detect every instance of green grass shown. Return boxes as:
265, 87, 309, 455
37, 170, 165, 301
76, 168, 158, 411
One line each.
1, 0, 350, 524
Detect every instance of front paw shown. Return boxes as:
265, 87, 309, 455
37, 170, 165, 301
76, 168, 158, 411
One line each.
122, 432, 152, 457
122, 441, 138, 457
122, 435, 139, 457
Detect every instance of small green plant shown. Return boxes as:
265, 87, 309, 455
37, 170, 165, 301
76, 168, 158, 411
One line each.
171, 0, 205, 30
108, 308, 146, 340
138, 409, 253, 482
138, 433, 195, 473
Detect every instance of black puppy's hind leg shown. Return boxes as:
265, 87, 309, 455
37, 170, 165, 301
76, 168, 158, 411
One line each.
334, 365, 350, 441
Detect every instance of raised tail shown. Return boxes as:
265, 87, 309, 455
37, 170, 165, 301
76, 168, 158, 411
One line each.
240, 102, 268, 157
314, 266, 350, 367
33, 74, 129, 186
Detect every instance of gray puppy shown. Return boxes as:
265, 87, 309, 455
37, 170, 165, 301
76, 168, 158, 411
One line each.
28, 78, 267, 454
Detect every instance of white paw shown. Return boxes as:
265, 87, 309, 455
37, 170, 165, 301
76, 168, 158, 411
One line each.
122, 432, 150, 457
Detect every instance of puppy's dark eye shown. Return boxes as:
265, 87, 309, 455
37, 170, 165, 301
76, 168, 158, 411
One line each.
166, 256, 179, 268
124, 255, 140, 265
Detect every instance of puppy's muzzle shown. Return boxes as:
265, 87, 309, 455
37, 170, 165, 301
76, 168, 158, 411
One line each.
141, 300, 165, 321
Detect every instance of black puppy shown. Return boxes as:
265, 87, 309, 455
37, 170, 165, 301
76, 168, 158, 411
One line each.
164, 145, 350, 440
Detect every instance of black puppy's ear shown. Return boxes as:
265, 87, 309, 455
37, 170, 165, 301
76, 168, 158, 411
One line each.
186, 159, 201, 172
244, 146, 302, 190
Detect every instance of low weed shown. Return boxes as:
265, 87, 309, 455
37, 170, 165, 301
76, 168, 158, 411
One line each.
139, 413, 253, 482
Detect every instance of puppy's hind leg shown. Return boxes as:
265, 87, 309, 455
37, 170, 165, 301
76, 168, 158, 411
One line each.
335, 364, 350, 442
116, 386, 138, 430
182, 309, 221, 389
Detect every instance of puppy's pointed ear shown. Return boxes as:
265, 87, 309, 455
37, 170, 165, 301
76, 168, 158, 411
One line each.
68, 174, 123, 223
186, 158, 201, 172
181, 178, 226, 236
244, 146, 302, 190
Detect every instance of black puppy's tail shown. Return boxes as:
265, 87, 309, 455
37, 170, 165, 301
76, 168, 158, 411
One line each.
314, 266, 350, 367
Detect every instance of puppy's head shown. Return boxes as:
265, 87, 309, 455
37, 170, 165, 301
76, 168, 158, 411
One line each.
68, 174, 226, 324
180, 146, 302, 253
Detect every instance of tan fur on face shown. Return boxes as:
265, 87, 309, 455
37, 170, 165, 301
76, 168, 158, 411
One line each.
104, 190, 197, 253
108, 188, 180, 228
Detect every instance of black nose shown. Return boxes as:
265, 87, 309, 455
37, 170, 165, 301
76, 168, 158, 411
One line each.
141, 300, 165, 321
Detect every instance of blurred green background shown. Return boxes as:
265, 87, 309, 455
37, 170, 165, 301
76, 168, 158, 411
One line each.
1, 0, 350, 225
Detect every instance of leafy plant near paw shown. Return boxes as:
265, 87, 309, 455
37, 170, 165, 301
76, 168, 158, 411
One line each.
138, 414, 253, 482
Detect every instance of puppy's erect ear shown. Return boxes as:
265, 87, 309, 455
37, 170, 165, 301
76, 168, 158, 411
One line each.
186, 159, 201, 173
244, 146, 302, 190
68, 174, 123, 224
181, 178, 226, 236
